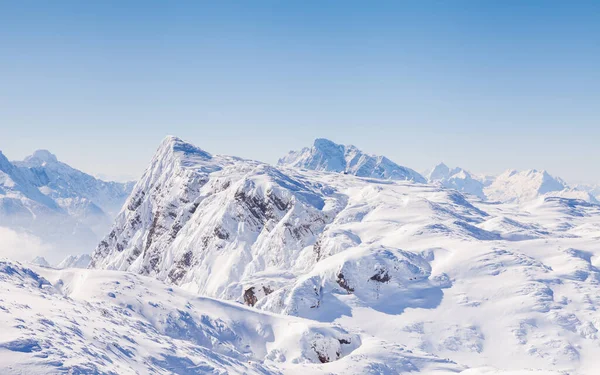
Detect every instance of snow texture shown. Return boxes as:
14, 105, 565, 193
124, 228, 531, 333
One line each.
2, 136, 600, 374
86, 136, 600, 374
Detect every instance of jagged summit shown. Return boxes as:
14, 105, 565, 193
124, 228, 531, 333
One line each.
279, 138, 426, 183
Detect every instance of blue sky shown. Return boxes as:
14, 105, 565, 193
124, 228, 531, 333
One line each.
1, 1, 599, 183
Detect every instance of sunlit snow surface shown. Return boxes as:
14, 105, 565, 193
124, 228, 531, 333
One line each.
3, 137, 600, 374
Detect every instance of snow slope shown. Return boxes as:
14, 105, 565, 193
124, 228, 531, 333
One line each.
0, 259, 369, 374
278, 138, 426, 183
90, 136, 600, 374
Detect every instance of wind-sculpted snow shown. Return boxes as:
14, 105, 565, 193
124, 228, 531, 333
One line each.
0, 259, 370, 374
87, 136, 600, 374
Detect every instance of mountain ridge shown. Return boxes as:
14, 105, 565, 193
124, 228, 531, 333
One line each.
278, 138, 427, 183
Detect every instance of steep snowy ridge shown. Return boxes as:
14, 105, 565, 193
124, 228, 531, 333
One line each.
278, 138, 426, 183
92, 137, 483, 316
92, 136, 344, 300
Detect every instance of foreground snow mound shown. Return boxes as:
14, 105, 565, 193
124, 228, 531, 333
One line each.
0, 259, 362, 374
278, 138, 426, 183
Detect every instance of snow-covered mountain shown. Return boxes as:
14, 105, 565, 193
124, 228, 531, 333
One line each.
30, 256, 50, 267
278, 138, 426, 183
427, 163, 487, 199
0, 149, 134, 262
427, 164, 598, 204
87, 136, 600, 374
0, 259, 378, 374
485, 169, 568, 203
574, 183, 600, 201
55, 253, 92, 269
15, 149, 134, 218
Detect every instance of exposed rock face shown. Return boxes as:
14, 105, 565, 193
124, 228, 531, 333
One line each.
30, 256, 50, 267
91, 136, 483, 320
278, 138, 426, 183
91, 136, 339, 304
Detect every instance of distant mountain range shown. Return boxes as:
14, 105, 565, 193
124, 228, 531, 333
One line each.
0, 148, 134, 262
427, 162, 598, 203
278, 138, 427, 183
2, 138, 598, 266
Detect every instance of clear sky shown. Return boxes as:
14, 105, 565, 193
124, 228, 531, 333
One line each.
1, 1, 599, 183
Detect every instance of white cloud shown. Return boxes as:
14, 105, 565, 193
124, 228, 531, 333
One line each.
0, 226, 53, 263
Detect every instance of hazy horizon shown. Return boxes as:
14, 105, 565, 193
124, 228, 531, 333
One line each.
2, 134, 597, 186
2, 1, 599, 183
